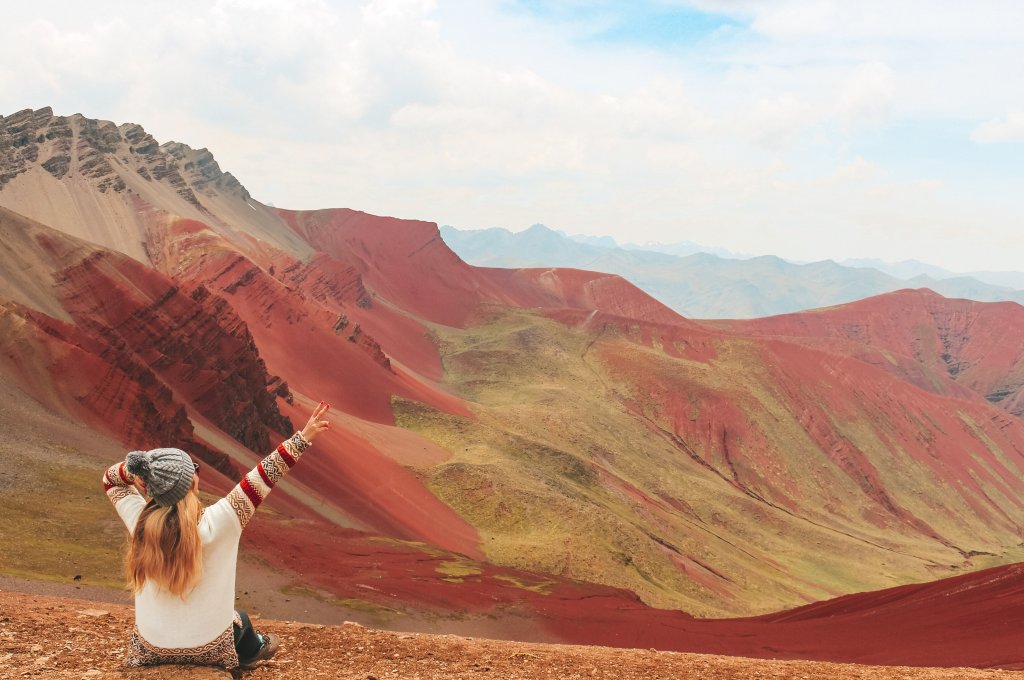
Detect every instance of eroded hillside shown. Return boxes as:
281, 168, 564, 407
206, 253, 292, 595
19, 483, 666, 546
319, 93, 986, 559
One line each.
397, 306, 1024, 615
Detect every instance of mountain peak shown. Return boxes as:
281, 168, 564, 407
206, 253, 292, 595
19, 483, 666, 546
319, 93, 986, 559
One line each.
524, 223, 555, 234
1, 106, 53, 127
0, 107, 249, 202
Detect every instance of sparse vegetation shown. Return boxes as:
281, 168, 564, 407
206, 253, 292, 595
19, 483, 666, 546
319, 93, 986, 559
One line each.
393, 307, 1024, 617
0, 456, 125, 588
436, 559, 483, 581
280, 585, 402, 622
492, 574, 555, 595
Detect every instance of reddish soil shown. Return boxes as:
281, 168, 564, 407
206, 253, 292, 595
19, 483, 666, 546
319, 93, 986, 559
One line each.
717, 288, 1024, 417
597, 307, 1024, 558
2, 590, 1020, 680
237, 509, 1024, 671
274, 208, 505, 328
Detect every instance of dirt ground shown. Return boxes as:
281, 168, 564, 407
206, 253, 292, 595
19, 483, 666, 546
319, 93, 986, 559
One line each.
1, 590, 1021, 680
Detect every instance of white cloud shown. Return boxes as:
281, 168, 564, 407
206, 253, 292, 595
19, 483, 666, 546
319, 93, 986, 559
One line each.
836, 62, 895, 126
748, 0, 842, 39
739, 93, 811, 148
971, 111, 1024, 144
819, 156, 879, 185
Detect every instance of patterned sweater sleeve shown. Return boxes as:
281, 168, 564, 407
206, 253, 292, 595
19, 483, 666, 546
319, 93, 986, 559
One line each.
103, 460, 141, 505
224, 431, 311, 529
103, 460, 147, 531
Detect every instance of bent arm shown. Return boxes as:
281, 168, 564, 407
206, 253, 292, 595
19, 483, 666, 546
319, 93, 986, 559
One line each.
102, 460, 146, 531
103, 460, 141, 506
224, 431, 311, 529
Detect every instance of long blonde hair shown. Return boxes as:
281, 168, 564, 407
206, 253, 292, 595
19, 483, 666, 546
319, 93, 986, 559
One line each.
126, 491, 203, 597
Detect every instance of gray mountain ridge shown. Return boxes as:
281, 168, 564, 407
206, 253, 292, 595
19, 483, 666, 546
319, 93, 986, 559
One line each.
440, 224, 1024, 319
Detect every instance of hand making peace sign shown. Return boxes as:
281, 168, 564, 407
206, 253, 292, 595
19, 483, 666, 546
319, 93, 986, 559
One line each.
300, 401, 331, 444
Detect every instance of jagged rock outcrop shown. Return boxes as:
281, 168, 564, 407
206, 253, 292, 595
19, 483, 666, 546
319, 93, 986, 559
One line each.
274, 253, 372, 309
49, 246, 293, 454
161, 141, 250, 200
266, 375, 294, 404
0, 107, 250, 204
0, 207, 292, 467
0, 108, 128, 193
0, 301, 235, 473
346, 324, 393, 372
1, 107, 55, 187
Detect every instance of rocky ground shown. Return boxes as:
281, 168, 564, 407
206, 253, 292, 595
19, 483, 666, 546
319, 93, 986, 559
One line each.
1, 591, 1020, 680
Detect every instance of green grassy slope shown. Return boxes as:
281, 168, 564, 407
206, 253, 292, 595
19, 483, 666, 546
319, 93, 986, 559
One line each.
395, 308, 1024, 616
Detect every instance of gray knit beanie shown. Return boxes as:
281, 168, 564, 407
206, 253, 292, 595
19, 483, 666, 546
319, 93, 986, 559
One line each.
125, 448, 195, 507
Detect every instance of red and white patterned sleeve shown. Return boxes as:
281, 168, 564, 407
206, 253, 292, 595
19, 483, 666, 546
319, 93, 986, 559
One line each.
224, 431, 312, 529
103, 460, 142, 507
103, 460, 148, 531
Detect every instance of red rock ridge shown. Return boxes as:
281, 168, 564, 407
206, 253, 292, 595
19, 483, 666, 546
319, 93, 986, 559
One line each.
0, 301, 210, 459
718, 288, 1024, 417
274, 208, 699, 329
0, 209, 293, 472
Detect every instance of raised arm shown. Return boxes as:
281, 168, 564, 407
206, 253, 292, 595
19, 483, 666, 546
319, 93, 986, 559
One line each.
102, 460, 142, 506
225, 401, 330, 529
102, 459, 147, 531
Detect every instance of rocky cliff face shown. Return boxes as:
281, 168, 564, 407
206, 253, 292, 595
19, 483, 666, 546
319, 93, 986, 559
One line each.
0, 108, 55, 188
0, 107, 250, 203
52, 247, 294, 456
59, 255, 291, 445
0, 300, 232, 471
0, 210, 291, 469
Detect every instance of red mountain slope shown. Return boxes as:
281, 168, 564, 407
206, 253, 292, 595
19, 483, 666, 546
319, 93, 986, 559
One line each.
0, 205, 484, 555
543, 560, 1024, 669
0, 206, 286, 473
717, 289, 1024, 417
275, 207, 692, 329
223, 531, 1024, 669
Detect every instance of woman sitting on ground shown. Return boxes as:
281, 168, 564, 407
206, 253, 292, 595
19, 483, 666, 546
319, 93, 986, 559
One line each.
103, 401, 331, 669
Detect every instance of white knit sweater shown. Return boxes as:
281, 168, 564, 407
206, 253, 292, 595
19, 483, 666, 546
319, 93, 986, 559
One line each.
103, 432, 310, 665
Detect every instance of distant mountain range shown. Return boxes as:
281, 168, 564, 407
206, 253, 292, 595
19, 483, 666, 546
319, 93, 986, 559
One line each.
840, 257, 1024, 290
441, 224, 1024, 318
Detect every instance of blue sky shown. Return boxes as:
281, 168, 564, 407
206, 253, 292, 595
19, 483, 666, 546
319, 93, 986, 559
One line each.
1, 0, 1022, 272
508, 1, 743, 48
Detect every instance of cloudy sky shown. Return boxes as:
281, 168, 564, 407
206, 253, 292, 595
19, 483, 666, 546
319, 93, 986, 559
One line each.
2, 0, 1022, 271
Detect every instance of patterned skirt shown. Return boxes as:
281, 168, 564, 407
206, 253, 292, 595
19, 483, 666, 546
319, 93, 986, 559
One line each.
126, 624, 239, 668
